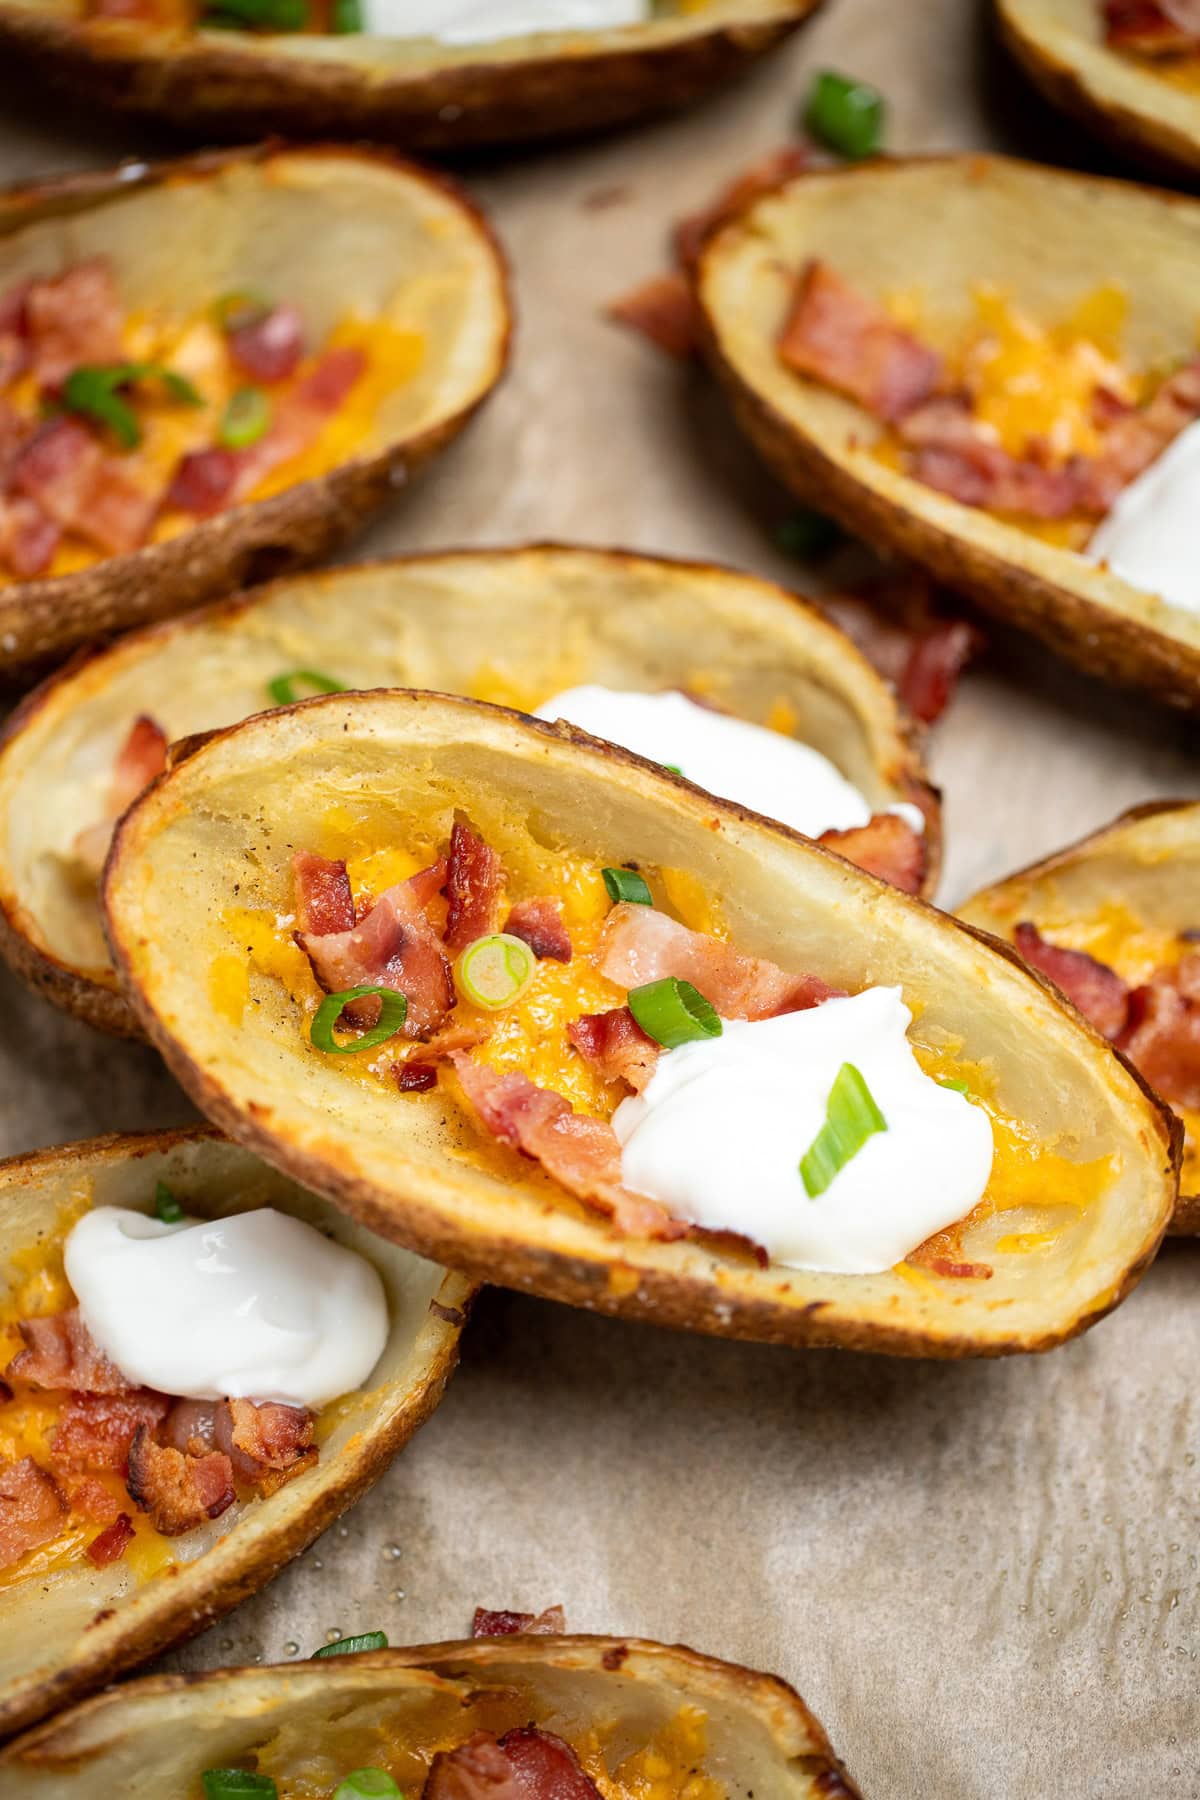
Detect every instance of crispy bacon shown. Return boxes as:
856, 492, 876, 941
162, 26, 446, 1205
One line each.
451, 1055, 685, 1240
473, 1604, 566, 1638
227, 303, 306, 384
293, 851, 354, 936
86, 1512, 135, 1568
7, 1309, 133, 1395
24, 258, 123, 393
231, 346, 366, 501
908, 1227, 993, 1282
165, 446, 238, 518
13, 417, 156, 555
1104, 0, 1200, 51
445, 821, 505, 954
778, 261, 944, 423
0, 1458, 65, 1572
817, 812, 926, 895
396, 1061, 438, 1093
0, 280, 31, 391
126, 1427, 235, 1536
0, 495, 60, 579
599, 903, 837, 1020
1117, 954, 1200, 1111
1079, 358, 1200, 511
73, 713, 168, 878
899, 396, 1083, 518
425, 1733, 523, 1800
607, 273, 698, 359
424, 1728, 602, 1800
66, 1475, 122, 1525
568, 1007, 659, 1092
1013, 923, 1131, 1039
822, 574, 984, 727
297, 859, 454, 1037
223, 1398, 316, 1495
896, 618, 979, 724
505, 897, 572, 963
50, 1390, 168, 1472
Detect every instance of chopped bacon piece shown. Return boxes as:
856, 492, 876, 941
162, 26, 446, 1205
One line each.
568, 1007, 660, 1092
231, 346, 366, 502
222, 1398, 316, 1495
24, 258, 123, 393
7, 1309, 133, 1395
126, 1426, 235, 1536
425, 1733, 522, 1800
73, 713, 168, 878
293, 850, 354, 936
0, 495, 60, 579
13, 417, 156, 555
0, 1458, 65, 1572
674, 144, 812, 268
158, 1399, 219, 1458
50, 1390, 168, 1472
599, 903, 837, 1020
607, 273, 698, 359
1013, 923, 1130, 1040
165, 446, 238, 518
425, 1728, 602, 1800
908, 1227, 992, 1281
86, 1512, 134, 1568
505, 897, 572, 963
896, 618, 980, 725
297, 859, 454, 1037
1117, 954, 1200, 1111
444, 821, 505, 954
227, 304, 306, 384
1079, 358, 1200, 511
817, 812, 926, 895
66, 1476, 122, 1525
899, 396, 1083, 518
0, 279, 31, 391
778, 261, 943, 424
396, 1061, 438, 1093
451, 1055, 685, 1241
1104, 0, 1200, 51
822, 574, 984, 726
473, 1604, 566, 1638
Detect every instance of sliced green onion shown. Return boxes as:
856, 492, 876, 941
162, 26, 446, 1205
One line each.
800, 1062, 887, 1199
333, 1772, 403, 1800
330, 0, 364, 26
213, 288, 272, 332
938, 1076, 971, 1096
202, 1772, 277, 1800
455, 934, 537, 1011
775, 509, 841, 557
628, 977, 722, 1049
154, 1180, 183, 1225
662, 763, 684, 777
310, 987, 407, 1056
267, 669, 344, 706
313, 1630, 389, 1658
201, 0, 308, 29
602, 867, 652, 907
804, 70, 886, 160
219, 386, 272, 450
62, 362, 201, 451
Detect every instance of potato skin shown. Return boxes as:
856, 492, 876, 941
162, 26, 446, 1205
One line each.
0, 4, 820, 148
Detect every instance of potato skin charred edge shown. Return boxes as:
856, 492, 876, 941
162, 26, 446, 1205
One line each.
0, 1125, 473, 1741
100, 689, 1178, 1362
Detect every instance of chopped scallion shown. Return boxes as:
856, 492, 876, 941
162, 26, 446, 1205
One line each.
154, 1180, 183, 1225
330, 0, 364, 26
804, 70, 886, 160
313, 1630, 389, 1658
454, 934, 537, 1011
333, 1772, 403, 1800
662, 763, 684, 777
219, 386, 272, 450
800, 1062, 887, 1198
602, 867, 652, 907
267, 669, 344, 706
310, 987, 407, 1056
202, 1772, 277, 1800
628, 977, 722, 1049
938, 1076, 971, 1096
62, 361, 201, 451
201, 0, 308, 29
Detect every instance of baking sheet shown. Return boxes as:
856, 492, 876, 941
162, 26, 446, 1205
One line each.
1, 1, 1199, 1794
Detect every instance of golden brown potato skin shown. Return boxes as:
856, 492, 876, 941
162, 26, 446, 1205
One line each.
0, 143, 511, 672
0, 4, 820, 148
694, 154, 1200, 713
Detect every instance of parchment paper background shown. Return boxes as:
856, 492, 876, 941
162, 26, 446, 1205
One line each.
1, 2, 1199, 1794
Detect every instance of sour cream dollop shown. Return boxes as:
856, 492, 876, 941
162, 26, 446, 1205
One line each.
1088, 418, 1200, 616
535, 686, 923, 840
613, 987, 993, 1274
358, 0, 646, 43
64, 1208, 389, 1409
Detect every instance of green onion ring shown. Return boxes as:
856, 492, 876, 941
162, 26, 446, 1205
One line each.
332, 1771, 403, 1800
454, 934, 537, 1011
313, 1630, 389, 1658
310, 988, 407, 1056
602, 867, 653, 907
219, 386, 272, 450
628, 977, 722, 1049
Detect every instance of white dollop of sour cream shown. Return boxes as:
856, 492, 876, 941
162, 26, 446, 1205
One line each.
64, 1208, 389, 1409
536, 685, 923, 840
1088, 418, 1200, 616
613, 987, 994, 1275
358, 0, 646, 42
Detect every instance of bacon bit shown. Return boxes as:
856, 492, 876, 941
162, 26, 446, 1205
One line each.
24, 258, 123, 393
607, 273, 698, 359
688, 1224, 770, 1268
425, 1728, 602, 1800
425, 1733, 523, 1800
1104, 0, 1200, 51
0, 495, 60, 579
822, 575, 984, 725
451, 1054, 686, 1241
7, 1309, 133, 1395
157, 1399, 218, 1458
1118, 954, 1200, 1111
817, 812, 927, 895
224, 1397, 316, 1494
126, 1427, 235, 1536
66, 1476, 122, 1525
908, 1228, 992, 1281
778, 261, 944, 424
165, 446, 239, 518
50, 1390, 169, 1472
674, 144, 812, 269
85, 1512, 134, 1568
599, 903, 837, 1021
396, 1061, 438, 1093
0, 280, 31, 391
297, 859, 453, 1037
231, 346, 366, 502
568, 1006, 660, 1092
472, 1604, 566, 1637
444, 821, 505, 954
1013, 923, 1130, 1039
227, 304, 306, 384
1079, 358, 1200, 511
13, 417, 156, 556
73, 713, 168, 879
505, 896, 572, 963
0, 1458, 66, 1572
900, 401, 1084, 519
293, 850, 354, 936
897, 618, 980, 724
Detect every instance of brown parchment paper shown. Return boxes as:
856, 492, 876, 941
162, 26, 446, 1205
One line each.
1, 2, 1199, 1795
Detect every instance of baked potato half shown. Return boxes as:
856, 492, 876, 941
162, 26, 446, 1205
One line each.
0, 1125, 470, 1740
960, 801, 1200, 1233
0, 143, 510, 671
695, 154, 1200, 710
0, 544, 940, 1039
0, 3, 820, 150
996, 0, 1200, 182
0, 1635, 860, 1797
100, 688, 1177, 1359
